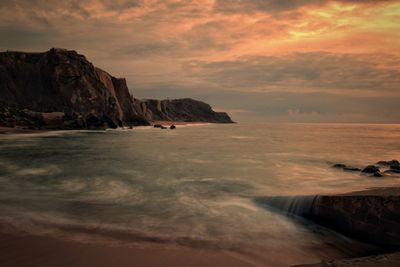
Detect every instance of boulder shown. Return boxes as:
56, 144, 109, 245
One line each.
170, 125, 176, 130
256, 187, 400, 248
362, 165, 380, 174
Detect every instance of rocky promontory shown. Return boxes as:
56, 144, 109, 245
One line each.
0, 48, 233, 130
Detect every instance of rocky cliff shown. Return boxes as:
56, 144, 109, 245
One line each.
136, 98, 233, 123
0, 48, 233, 130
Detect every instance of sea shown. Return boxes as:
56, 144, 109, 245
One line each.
0, 123, 399, 266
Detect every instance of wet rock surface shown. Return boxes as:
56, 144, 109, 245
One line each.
362, 165, 380, 174
259, 187, 400, 267
331, 160, 400, 177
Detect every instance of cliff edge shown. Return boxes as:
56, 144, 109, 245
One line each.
0, 48, 233, 130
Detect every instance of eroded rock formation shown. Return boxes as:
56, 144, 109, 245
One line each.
0, 48, 233, 130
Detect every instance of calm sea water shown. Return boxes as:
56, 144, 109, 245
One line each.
0, 123, 399, 266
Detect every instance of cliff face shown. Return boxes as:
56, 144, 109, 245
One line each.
0, 48, 233, 129
135, 98, 233, 123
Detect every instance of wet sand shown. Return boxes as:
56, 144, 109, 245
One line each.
0, 233, 257, 267
0, 126, 43, 134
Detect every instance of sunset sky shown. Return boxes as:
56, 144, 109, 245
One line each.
1, 0, 400, 122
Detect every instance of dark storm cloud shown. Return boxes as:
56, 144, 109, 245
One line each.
186, 52, 400, 93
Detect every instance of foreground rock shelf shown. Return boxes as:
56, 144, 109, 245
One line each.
256, 187, 400, 266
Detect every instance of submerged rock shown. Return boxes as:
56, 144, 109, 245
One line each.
332, 163, 346, 168
331, 163, 360, 171
170, 125, 176, 130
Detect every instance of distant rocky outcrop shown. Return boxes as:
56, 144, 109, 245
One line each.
136, 98, 233, 124
329, 160, 400, 177
0, 48, 233, 130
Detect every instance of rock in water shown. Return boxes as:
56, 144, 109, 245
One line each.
257, 187, 400, 248
170, 125, 176, 130
362, 165, 380, 174
331, 164, 361, 171
377, 160, 399, 167
0, 48, 234, 130
343, 167, 361, 171
332, 163, 346, 168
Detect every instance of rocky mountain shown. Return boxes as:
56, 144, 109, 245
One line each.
0, 48, 233, 130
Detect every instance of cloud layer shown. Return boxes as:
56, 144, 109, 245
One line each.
1, 0, 400, 122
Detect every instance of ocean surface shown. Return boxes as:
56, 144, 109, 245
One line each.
0, 123, 399, 266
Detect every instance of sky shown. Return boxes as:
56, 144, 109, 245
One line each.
1, 0, 400, 123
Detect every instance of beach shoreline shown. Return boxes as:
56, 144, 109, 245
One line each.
0, 232, 257, 267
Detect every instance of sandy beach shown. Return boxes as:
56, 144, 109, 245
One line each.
0, 126, 44, 134
0, 233, 257, 267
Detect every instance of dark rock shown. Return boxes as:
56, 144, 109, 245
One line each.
332, 163, 346, 168
332, 164, 361, 171
377, 160, 399, 167
153, 124, 162, 128
343, 167, 361, 171
362, 165, 380, 174
373, 172, 383, 177
390, 165, 400, 171
170, 125, 176, 130
258, 187, 400, 248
